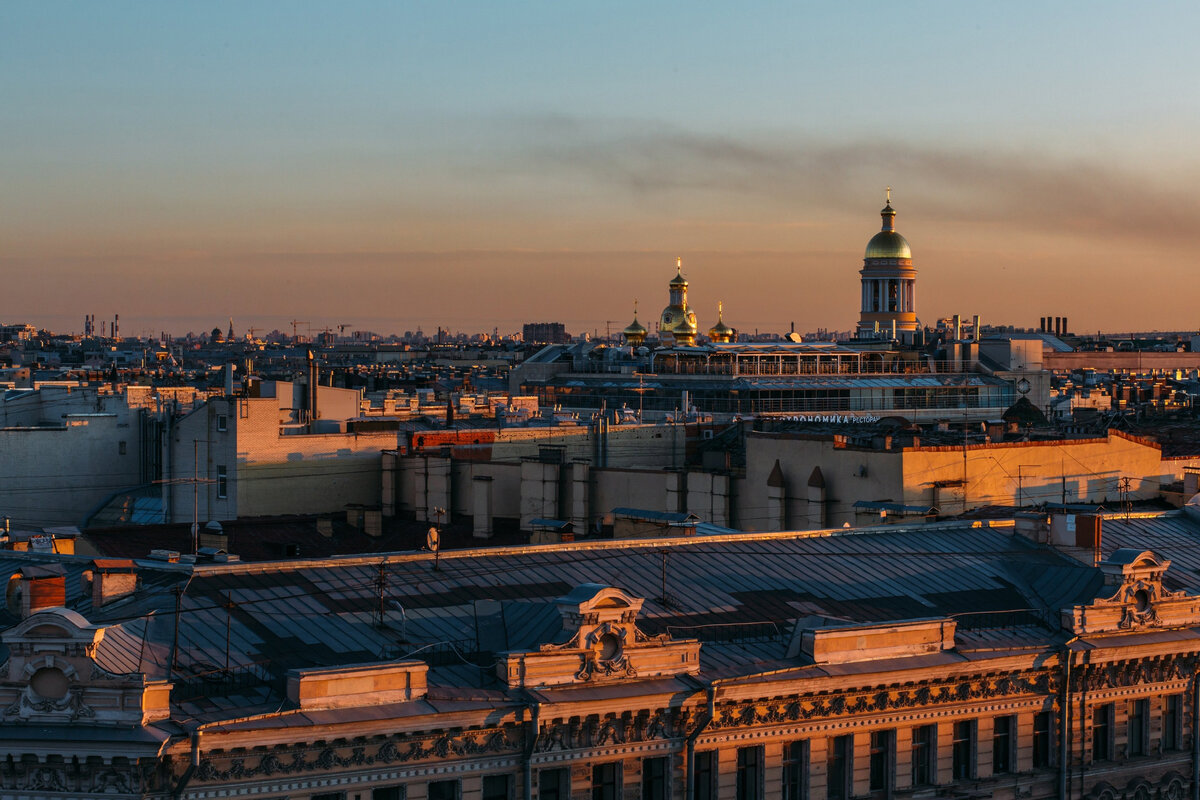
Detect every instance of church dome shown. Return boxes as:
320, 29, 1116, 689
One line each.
864, 196, 911, 260
865, 230, 911, 260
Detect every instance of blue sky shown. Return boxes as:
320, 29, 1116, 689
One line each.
3, 2, 1198, 336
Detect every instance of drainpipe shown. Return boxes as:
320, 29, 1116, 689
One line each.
524, 701, 541, 800
1059, 643, 1072, 800
685, 686, 716, 800
1192, 670, 1200, 800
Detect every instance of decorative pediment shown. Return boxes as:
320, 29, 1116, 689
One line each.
0, 608, 171, 725
498, 584, 700, 688
1064, 549, 1200, 634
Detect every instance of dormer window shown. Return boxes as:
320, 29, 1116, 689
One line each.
497, 584, 700, 688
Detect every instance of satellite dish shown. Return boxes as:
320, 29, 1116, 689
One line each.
426, 527, 440, 552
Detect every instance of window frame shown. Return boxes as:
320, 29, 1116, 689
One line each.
538, 768, 569, 800
427, 779, 459, 800
216, 465, 228, 499
1093, 703, 1113, 762
868, 729, 894, 795
641, 756, 668, 800
1128, 698, 1149, 757
827, 734, 852, 800
952, 720, 976, 781
1033, 711, 1053, 769
782, 740, 809, 800
592, 762, 620, 800
1164, 694, 1183, 752
736, 745, 763, 800
694, 751, 716, 800
911, 724, 935, 787
482, 775, 511, 800
992, 715, 1015, 775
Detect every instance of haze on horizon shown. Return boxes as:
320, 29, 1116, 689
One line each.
3, 1, 1199, 339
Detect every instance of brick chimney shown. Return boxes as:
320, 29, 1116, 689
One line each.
89, 559, 138, 608
17, 564, 67, 617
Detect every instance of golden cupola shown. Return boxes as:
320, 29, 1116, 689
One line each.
707, 301, 735, 343
659, 257, 698, 346
622, 301, 648, 347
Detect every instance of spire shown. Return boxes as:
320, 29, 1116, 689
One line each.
717, 300, 724, 321
881, 186, 896, 232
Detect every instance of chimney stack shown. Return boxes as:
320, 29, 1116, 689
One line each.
16, 565, 66, 617
88, 559, 138, 608
1062, 316, 1069, 336
972, 315, 981, 341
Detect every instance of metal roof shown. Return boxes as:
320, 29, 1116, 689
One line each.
18, 514, 1200, 718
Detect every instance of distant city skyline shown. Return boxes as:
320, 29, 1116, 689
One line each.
4, 2, 1200, 335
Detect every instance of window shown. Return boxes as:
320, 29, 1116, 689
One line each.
118, 440, 127, 455
694, 751, 716, 800
993, 716, 1014, 774
373, 788, 405, 800
952, 720, 975, 780
642, 757, 667, 800
736, 746, 762, 800
428, 781, 458, 800
828, 735, 852, 800
217, 414, 228, 432
482, 775, 511, 800
539, 769, 568, 800
869, 730, 893, 794
592, 763, 619, 800
1128, 699, 1149, 756
1033, 711, 1053, 768
912, 725, 935, 787
217, 465, 228, 499
1093, 704, 1112, 762
782, 740, 808, 800
1165, 695, 1183, 751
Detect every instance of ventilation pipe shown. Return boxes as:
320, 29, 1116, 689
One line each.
307, 350, 319, 425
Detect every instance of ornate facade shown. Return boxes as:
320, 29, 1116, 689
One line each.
4, 518, 1200, 800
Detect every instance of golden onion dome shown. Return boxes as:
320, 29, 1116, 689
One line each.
865, 191, 911, 260
623, 301, 648, 344
669, 256, 688, 287
707, 301, 735, 343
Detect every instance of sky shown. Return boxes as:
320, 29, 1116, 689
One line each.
3, 1, 1200, 338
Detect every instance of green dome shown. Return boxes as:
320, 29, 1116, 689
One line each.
865, 230, 912, 260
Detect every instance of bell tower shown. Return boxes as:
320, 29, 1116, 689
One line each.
857, 189, 917, 342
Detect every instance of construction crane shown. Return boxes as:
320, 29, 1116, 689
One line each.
337, 323, 352, 335
246, 326, 262, 341
289, 320, 309, 341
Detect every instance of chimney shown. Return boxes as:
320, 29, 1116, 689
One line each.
1055, 317, 1062, 337
972, 315, 981, 341
89, 559, 138, 608
1062, 316, 1069, 336
307, 350, 319, 423
17, 565, 66, 617
953, 314, 961, 340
